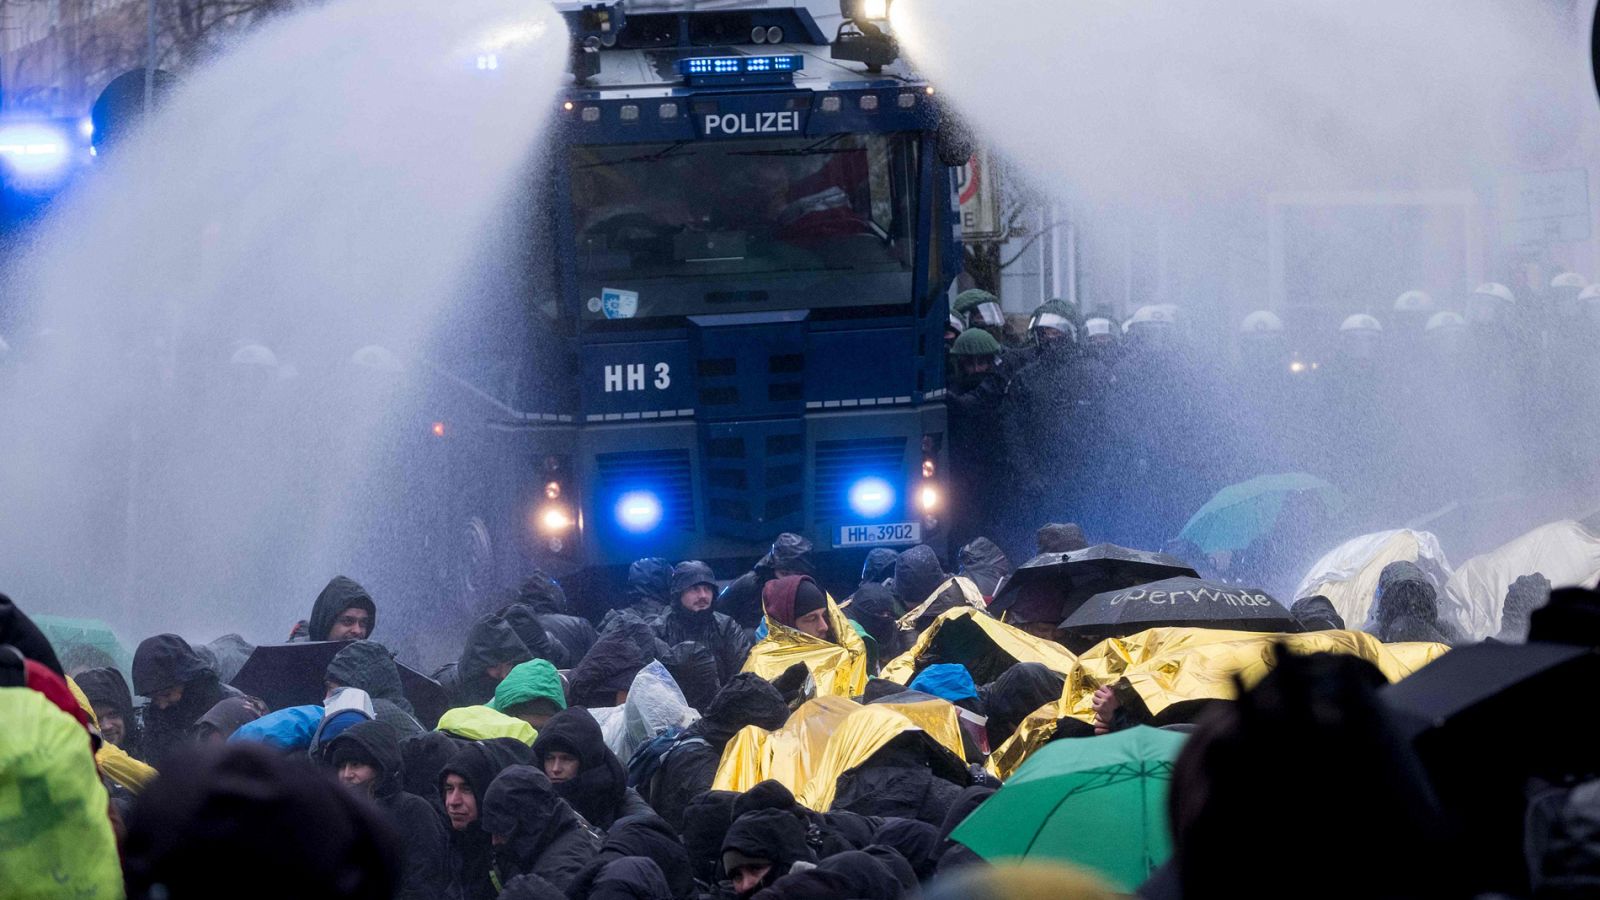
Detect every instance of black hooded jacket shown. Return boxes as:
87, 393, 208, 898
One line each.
132, 633, 242, 767
532, 706, 654, 831
815, 850, 902, 900
299, 575, 378, 643
733, 779, 879, 860
830, 733, 970, 827
957, 538, 1013, 598
568, 626, 651, 709
516, 572, 598, 669
325, 721, 450, 900
722, 808, 818, 893
845, 583, 900, 654
871, 818, 941, 883
567, 814, 693, 900
1372, 561, 1456, 645
979, 662, 1066, 749
892, 545, 947, 613
498, 603, 557, 664
438, 738, 536, 900
717, 534, 816, 632
0, 592, 63, 674
625, 558, 674, 619
860, 549, 900, 587
681, 790, 739, 887
644, 674, 791, 832
326, 640, 423, 736
933, 786, 994, 875
435, 614, 533, 709
77, 665, 141, 755
653, 565, 753, 688
481, 766, 602, 895
1290, 595, 1346, 632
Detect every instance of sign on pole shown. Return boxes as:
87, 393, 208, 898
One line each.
1497, 168, 1591, 246
958, 150, 1004, 242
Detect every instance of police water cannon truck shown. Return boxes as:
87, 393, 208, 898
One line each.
431, 0, 965, 597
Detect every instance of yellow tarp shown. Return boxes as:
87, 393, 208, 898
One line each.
985, 627, 1450, 779
742, 595, 868, 698
712, 695, 966, 812
436, 705, 536, 745
880, 606, 1077, 685
68, 675, 157, 794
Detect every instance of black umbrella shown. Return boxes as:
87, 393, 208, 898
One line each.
231, 641, 448, 728
1060, 576, 1298, 639
992, 544, 1198, 623
1383, 641, 1598, 743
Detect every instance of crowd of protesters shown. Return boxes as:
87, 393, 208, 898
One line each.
5, 517, 1599, 900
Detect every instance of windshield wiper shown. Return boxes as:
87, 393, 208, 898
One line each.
577, 141, 694, 169
728, 135, 855, 157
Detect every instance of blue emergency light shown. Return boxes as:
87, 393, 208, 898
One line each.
676, 54, 803, 86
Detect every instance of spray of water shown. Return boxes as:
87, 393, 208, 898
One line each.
0, 0, 564, 647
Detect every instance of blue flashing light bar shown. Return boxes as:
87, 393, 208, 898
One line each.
676, 54, 803, 86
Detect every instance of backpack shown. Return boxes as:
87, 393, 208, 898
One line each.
626, 726, 707, 793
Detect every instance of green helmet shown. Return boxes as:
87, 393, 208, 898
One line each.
1029, 298, 1080, 341
953, 289, 998, 313
951, 327, 1002, 356
953, 289, 1004, 328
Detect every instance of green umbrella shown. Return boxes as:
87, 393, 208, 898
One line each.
31, 614, 133, 679
951, 726, 1187, 890
1178, 472, 1344, 555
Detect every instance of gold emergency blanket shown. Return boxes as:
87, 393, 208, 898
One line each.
741, 595, 868, 698
880, 606, 1078, 686
986, 627, 1449, 779
712, 696, 965, 812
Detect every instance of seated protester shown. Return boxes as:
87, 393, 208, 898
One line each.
858, 548, 900, 592
497, 602, 558, 666
191, 696, 264, 744
763, 575, 835, 643
871, 819, 942, 885
956, 537, 1013, 600
322, 720, 450, 900
438, 737, 536, 900
325, 639, 424, 735
1368, 561, 1457, 645
308, 687, 375, 759
933, 786, 995, 876
566, 814, 694, 900
890, 545, 949, 625
623, 557, 674, 620
568, 627, 650, 709
979, 662, 1065, 749
720, 808, 818, 899
132, 633, 243, 767
813, 850, 904, 900
531, 706, 654, 831
1290, 595, 1346, 633
399, 730, 464, 808
288, 575, 376, 642
718, 533, 817, 637
1496, 573, 1552, 643
830, 731, 970, 827
844, 583, 900, 664
481, 765, 603, 895
489, 658, 567, 731
433, 613, 533, 709
652, 560, 753, 687
584, 857, 673, 900
861, 845, 920, 896
512, 571, 598, 669
681, 791, 739, 889
640, 673, 790, 832
76, 665, 142, 757
909, 664, 981, 711
734, 779, 877, 858
436, 704, 537, 745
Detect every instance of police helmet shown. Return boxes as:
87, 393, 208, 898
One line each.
951, 328, 1002, 357
1084, 317, 1116, 339
947, 312, 965, 334
1240, 310, 1284, 334
1130, 304, 1177, 328
1339, 313, 1383, 334
1425, 311, 1465, 332
1472, 282, 1516, 305
1550, 272, 1588, 290
954, 289, 1004, 327
1029, 299, 1079, 342
350, 344, 403, 372
1393, 290, 1435, 313
229, 343, 279, 368
1580, 284, 1600, 303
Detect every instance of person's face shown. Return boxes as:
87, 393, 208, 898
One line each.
794, 608, 831, 640
99, 712, 125, 746
957, 356, 993, 378
543, 750, 581, 784
150, 684, 184, 710
731, 863, 773, 897
485, 661, 516, 683
1034, 326, 1068, 347
328, 607, 372, 641
340, 760, 380, 794
680, 584, 714, 612
443, 774, 478, 829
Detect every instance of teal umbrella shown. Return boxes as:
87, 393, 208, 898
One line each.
951, 726, 1187, 890
1178, 473, 1344, 555
31, 614, 133, 678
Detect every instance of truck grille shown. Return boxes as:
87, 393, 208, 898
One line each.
594, 449, 695, 530
813, 437, 908, 521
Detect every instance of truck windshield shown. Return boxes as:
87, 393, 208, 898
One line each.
570, 132, 918, 321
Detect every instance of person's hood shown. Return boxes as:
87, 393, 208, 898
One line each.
627, 558, 674, 611
197, 633, 255, 684
325, 640, 412, 713
309, 687, 375, 754
490, 658, 567, 715
860, 549, 900, 586
438, 736, 536, 803
481, 765, 585, 873
899, 577, 987, 631
308, 575, 377, 642
193, 697, 261, 740
499, 603, 557, 662
595, 814, 694, 898
229, 705, 324, 751
845, 583, 900, 648
670, 559, 719, 599
590, 856, 673, 900
760, 574, 823, 630
132, 633, 213, 696
459, 613, 534, 693
722, 807, 817, 871
531, 706, 628, 827
908, 663, 979, 704
936, 785, 996, 845
75, 666, 134, 719
1373, 561, 1439, 627
568, 627, 649, 709
870, 819, 941, 881
893, 545, 948, 611
1290, 595, 1346, 632
0, 591, 65, 675
860, 844, 919, 893
682, 790, 739, 883
815, 850, 902, 900
1036, 522, 1088, 554
758, 533, 816, 576
692, 672, 790, 747
516, 570, 571, 615
325, 719, 405, 797
732, 779, 799, 820
1503, 573, 1553, 619
957, 538, 1013, 598
437, 705, 537, 744
980, 663, 1064, 748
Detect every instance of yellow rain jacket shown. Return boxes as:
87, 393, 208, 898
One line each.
0, 687, 125, 899
67, 676, 157, 794
742, 594, 868, 698
880, 606, 1077, 686
436, 704, 537, 745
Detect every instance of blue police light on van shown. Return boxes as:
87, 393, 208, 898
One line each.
847, 476, 896, 519
614, 490, 664, 534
